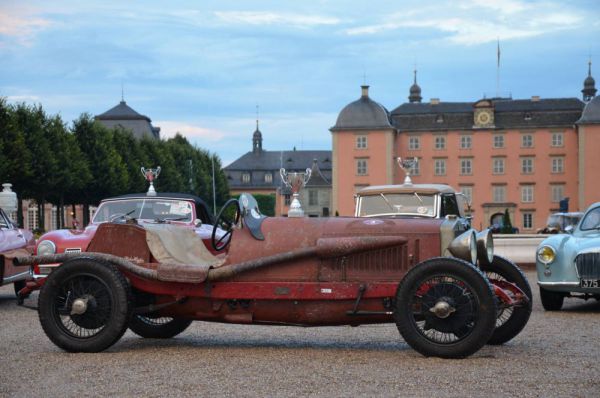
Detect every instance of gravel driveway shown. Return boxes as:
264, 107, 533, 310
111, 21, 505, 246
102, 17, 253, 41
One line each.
1, 270, 599, 397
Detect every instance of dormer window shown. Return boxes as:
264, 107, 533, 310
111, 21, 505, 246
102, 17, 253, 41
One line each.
524, 112, 532, 121
436, 114, 444, 123
242, 173, 251, 183
264, 173, 273, 183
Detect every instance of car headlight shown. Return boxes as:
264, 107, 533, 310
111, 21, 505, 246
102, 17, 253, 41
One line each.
37, 240, 56, 256
476, 229, 494, 264
537, 245, 556, 265
448, 230, 478, 265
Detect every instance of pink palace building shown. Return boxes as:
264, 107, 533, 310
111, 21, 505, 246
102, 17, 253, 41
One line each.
331, 63, 600, 231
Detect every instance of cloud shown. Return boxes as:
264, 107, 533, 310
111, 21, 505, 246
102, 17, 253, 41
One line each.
156, 121, 227, 142
0, 4, 52, 46
345, 0, 584, 45
214, 11, 341, 27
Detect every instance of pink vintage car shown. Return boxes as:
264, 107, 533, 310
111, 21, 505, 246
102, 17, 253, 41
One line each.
22, 192, 220, 298
0, 207, 35, 297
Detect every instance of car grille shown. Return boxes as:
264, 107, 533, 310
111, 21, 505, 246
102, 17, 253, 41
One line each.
575, 252, 600, 279
326, 245, 409, 281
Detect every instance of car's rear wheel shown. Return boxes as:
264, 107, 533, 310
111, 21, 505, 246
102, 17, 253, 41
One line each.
480, 255, 532, 345
540, 287, 564, 311
129, 315, 192, 338
38, 258, 132, 352
394, 258, 497, 358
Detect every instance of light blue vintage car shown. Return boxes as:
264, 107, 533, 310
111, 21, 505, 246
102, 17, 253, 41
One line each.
536, 202, 600, 310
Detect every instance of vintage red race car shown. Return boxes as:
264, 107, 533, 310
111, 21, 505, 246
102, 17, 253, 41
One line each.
16, 193, 531, 358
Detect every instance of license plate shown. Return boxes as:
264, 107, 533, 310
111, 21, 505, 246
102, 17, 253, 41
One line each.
580, 279, 600, 288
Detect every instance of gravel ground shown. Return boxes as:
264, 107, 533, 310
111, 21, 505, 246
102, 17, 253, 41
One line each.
1, 270, 599, 398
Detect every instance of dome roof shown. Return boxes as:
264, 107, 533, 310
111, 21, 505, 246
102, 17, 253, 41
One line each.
577, 95, 600, 124
331, 86, 392, 130
584, 75, 595, 88
408, 70, 422, 103
96, 100, 151, 122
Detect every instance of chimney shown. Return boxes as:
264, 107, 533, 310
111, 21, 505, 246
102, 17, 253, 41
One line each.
361, 85, 369, 98
531, 95, 540, 102
430, 98, 440, 105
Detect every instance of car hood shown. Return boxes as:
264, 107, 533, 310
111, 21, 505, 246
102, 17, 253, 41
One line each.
36, 225, 98, 252
539, 232, 600, 263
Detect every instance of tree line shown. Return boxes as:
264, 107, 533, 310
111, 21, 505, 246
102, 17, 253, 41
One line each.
0, 98, 230, 231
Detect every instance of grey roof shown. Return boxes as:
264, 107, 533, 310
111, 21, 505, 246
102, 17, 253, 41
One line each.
96, 101, 151, 122
391, 98, 584, 131
577, 95, 600, 124
225, 150, 332, 172
331, 87, 393, 131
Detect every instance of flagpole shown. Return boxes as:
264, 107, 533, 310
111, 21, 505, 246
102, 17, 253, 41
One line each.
496, 38, 500, 98
211, 156, 216, 216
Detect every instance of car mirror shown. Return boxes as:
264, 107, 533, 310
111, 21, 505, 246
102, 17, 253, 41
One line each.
194, 219, 202, 227
564, 225, 574, 234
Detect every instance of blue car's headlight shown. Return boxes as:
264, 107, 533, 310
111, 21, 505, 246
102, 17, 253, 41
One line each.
537, 245, 556, 265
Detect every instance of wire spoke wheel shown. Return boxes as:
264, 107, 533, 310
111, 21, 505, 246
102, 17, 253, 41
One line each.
128, 313, 192, 339
394, 258, 496, 358
480, 255, 532, 345
38, 258, 132, 352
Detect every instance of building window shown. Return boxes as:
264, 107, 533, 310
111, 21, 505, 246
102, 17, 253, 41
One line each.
492, 158, 505, 174
408, 136, 420, 150
551, 132, 564, 147
521, 134, 533, 148
493, 185, 506, 203
51, 206, 58, 231
308, 190, 318, 206
411, 158, 420, 176
434, 159, 446, 176
284, 195, 291, 206
356, 135, 367, 149
264, 173, 273, 183
521, 185, 534, 203
460, 135, 472, 149
242, 173, 251, 183
356, 159, 368, 175
434, 135, 446, 150
27, 205, 38, 231
551, 185, 564, 203
523, 212, 533, 229
521, 157, 534, 174
493, 134, 504, 148
551, 157, 564, 173
459, 186, 473, 204
460, 158, 472, 175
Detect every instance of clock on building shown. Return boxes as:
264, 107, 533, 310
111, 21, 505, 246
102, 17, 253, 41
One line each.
475, 109, 494, 127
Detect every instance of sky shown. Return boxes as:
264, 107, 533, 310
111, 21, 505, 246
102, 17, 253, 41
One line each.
1, 0, 599, 165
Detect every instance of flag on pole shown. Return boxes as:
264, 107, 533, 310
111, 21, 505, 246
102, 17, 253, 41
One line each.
497, 39, 501, 68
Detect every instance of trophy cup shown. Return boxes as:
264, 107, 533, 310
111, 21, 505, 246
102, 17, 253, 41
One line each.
397, 157, 418, 185
141, 166, 161, 196
280, 167, 312, 217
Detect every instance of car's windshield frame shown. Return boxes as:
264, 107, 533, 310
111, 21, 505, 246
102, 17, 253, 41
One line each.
357, 192, 439, 218
578, 207, 600, 232
92, 198, 195, 224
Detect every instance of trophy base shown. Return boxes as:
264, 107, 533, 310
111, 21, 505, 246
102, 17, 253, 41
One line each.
287, 208, 305, 218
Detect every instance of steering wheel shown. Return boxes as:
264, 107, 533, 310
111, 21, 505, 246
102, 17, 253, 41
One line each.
212, 199, 241, 251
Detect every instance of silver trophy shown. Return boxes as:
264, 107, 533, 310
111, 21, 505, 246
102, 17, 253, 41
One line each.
397, 157, 418, 185
280, 167, 312, 217
141, 166, 161, 196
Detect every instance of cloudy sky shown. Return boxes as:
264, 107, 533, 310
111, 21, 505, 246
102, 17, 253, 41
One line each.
1, 0, 599, 165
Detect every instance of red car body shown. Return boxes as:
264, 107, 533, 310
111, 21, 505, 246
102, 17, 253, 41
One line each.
21, 194, 532, 358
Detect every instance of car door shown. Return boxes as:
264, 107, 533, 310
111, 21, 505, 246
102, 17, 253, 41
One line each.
0, 208, 30, 284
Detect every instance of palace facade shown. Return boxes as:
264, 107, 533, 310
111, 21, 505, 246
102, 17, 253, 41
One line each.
331, 64, 600, 231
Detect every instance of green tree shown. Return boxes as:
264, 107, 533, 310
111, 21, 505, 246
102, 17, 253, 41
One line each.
501, 208, 515, 234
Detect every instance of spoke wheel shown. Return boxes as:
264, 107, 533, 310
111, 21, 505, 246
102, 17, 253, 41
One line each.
394, 258, 496, 358
480, 255, 532, 345
129, 315, 192, 339
38, 258, 132, 352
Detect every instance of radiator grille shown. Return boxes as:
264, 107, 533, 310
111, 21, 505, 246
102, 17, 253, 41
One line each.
575, 252, 600, 279
327, 245, 408, 281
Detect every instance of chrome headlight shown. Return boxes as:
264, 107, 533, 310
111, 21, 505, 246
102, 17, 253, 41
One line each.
537, 245, 556, 265
476, 229, 494, 264
448, 230, 478, 264
37, 240, 56, 256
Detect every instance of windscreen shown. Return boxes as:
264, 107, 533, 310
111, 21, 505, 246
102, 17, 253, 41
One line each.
92, 199, 194, 223
358, 193, 436, 217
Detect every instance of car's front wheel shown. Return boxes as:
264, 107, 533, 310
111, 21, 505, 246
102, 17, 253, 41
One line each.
480, 255, 532, 345
394, 257, 497, 358
38, 258, 132, 352
128, 315, 192, 338
540, 287, 564, 311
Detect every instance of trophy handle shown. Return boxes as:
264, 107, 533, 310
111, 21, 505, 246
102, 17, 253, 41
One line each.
155, 166, 161, 178
141, 167, 146, 178
303, 168, 312, 185
279, 168, 287, 186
